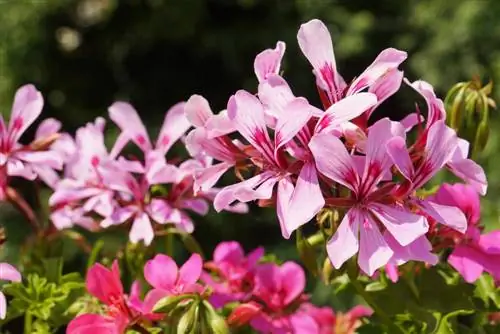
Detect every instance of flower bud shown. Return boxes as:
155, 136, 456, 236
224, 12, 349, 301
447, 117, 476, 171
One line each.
444, 77, 495, 157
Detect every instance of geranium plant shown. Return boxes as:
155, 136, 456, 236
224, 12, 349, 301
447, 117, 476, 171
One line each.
0, 19, 498, 334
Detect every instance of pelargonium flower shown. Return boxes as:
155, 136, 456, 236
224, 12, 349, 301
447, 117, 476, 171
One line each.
301, 303, 373, 334
297, 19, 406, 119
430, 183, 500, 282
0, 85, 63, 198
201, 241, 264, 307
67, 261, 156, 334
143, 253, 204, 308
310, 118, 428, 275
0, 263, 21, 319
249, 261, 318, 333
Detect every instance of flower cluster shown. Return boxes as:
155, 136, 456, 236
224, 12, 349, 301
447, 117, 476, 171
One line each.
68, 242, 369, 334
187, 19, 488, 276
48, 101, 247, 245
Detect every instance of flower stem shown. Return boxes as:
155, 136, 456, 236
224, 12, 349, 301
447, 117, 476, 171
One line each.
166, 232, 174, 257
347, 262, 405, 334
24, 311, 32, 334
131, 324, 150, 334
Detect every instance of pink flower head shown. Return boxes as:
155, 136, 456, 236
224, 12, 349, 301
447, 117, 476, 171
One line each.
310, 118, 428, 275
297, 19, 406, 112
429, 183, 500, 283
143, 253, 204, 307
0, 263, 21, 319
202, 241, 264, 307
68, 261, 155, 334
301, 303, 373, 334
0, 85, 63, 198
249, 261, 318, 334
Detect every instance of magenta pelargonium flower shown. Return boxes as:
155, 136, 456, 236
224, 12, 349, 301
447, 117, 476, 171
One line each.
429, 183, 500, 283
67, 261, 157, 334
0, 263, 21, 319
249, 261, 319, 334
143, 253, 204, 307
301, 303, 373, 334
201, 241, 264, 307
0, 85, 63, 198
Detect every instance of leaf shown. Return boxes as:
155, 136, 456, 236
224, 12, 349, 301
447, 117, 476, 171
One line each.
42, 257, 63, 283
202, 300, 229, 334
177, 300, 199, 333
474, 274, 500, 309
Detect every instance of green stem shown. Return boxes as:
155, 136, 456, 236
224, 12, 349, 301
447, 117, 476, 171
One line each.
347, 264, 405, 334
24, 311, 32, 334
306, 232, 325, 247
166, 233, 174, 257
130, 324, 150, 334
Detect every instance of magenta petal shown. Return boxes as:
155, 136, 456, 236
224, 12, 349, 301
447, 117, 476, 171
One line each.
66, 314, 121, 334
369, 203, 428, 246
86, 262, 123, 305
406, 79, 446, 128
213, 241, 245, 263
479, 231, 500, 255
289, 312, 319, 334
0, 263, 21, 282
281, 162, 324, 238
368, 69, 404, 110
448, 246, 484, 283
448, 158, 487, 196
156, 102, 190, 154
144, 254, 179, 290
358, 215, 393, 276
178, 254, 203, 286
326, 210, 360, 269
280, 262, 305, 305
417, 199, 467, 233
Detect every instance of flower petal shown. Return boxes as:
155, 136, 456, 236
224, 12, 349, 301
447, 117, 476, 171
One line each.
254, 41, 286, 82
280, 261, 305, 305
326, 209, 360, 269
144, 254, 179, 290
108, 102, 152, 152
129, 212, 155, 245
405, 79, 446, 128
417, 199, 467, 233
258, 74, 296, 121
309, 132, 359, 191
281, 162, 324, 238
386, 136, 414, 180
448, 245, 485, 283
9, 84, 44, 144
0, 263, 21, 282
185, 95, 213, 127
66, 314, 121, 334
178, 253, 203, 286
369, 203, 428, 246
156, 102, 190, 154
358, 215, 393, 276
86, 261, 123, 305
274, 97, 314, 152
448, 158, 487, 196
0, 292, 5, 320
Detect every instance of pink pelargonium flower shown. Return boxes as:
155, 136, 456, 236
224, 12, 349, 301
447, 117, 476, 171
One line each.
254, 41, 286, 83
68, 261, 156, 334
301, 303, 373, 334
49, 118, 116, 231
249, 261, 318, 334
0, 263, 22, 319
0, 84, 63, 198
310, 118, 428, 275
297, 19, 406, 113
201, 241, 264, 307
143, 253, 204, 308
430, 183, 500, 283
387, 121, 468, 234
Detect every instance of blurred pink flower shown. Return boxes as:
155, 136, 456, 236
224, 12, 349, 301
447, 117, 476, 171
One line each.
0, 85, 63, 198
143, 253, 204, 308
301, 303, 373, 334
249, 261, 318, 334
0, 262, 21, 319
68, 261, 156, 334
201, 241, 264, 307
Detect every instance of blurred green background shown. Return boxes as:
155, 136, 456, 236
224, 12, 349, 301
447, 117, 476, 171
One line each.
1, 0, 500, 317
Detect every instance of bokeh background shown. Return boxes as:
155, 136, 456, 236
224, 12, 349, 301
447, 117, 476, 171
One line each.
1, 0, 500, 319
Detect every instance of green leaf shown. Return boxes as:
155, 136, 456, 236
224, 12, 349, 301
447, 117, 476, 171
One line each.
202, 300, 229, 334
177, 301, 199, 333
475, 274, 500, 309
42, 257, 63, 283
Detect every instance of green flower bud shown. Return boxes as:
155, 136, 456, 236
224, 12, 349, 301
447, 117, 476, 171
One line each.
444, 77, 495, 157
